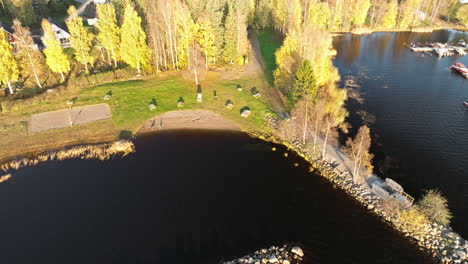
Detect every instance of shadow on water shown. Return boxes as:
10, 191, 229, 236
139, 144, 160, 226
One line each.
0, 131, 434, 264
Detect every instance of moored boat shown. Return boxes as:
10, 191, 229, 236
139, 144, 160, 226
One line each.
458, 39, 466, 47
464, 102, 468, 106
451, 62, 468, 74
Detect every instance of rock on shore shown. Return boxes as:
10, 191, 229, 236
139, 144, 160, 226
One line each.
221, 245, 304, 264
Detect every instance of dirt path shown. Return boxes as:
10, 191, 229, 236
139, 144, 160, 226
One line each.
137, 110, 240, 133
248, 31, 289, 119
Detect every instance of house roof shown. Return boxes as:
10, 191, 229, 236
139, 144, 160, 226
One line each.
47, 17, 69, 34
0, 21, 14, 35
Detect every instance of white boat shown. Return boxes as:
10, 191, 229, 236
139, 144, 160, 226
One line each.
458, 39, 466, 47
434, 48, 450, 57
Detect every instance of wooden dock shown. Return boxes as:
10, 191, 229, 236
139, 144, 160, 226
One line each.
407, 43, 468, 57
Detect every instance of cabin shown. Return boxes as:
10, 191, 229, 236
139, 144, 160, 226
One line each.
0, 21, 16, 48
47, 18, 71, 48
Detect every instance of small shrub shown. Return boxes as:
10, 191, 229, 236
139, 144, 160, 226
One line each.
416, 189, 453, 226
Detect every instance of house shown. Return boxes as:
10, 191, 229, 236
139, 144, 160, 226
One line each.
47, 18, 71, 48
0, 21, 16, 48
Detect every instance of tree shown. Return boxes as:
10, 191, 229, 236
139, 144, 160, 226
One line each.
96, 3, 120, 67
196, 14, 217, 69
0, 30, 19, 94
41, 19, 70, 82
417, 189, 453, 226
120, 3, 151, 74
398, 0, 421, 28
66, 6, 95, 73
12, 19, 46, 88
455, 4, 468, 26
222, 2, 238, 63
321, 86, 348, 160
175, 1, 196, 69
352, 0, 371, 27
255, 0, 271, 29
5, 0, 36, 25
345, 125, 373, 182
381, 0, 398, 28
289, 59, 317, 108
306, 0, 331, 30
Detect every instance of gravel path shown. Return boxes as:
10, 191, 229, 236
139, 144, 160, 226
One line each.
28, 104, 111, 133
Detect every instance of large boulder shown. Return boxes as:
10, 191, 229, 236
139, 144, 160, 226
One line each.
291, 247, 304, 257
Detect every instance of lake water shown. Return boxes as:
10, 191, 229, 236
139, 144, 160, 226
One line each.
0, 130, 434, 263
333, 30, 468, 237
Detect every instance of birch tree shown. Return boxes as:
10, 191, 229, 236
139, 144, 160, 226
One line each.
96, 3, 120, 67
196, 14, 217, 69
12, 19, 45, 88
0, 30, 19, 94
321, 86, 348, 160
352, 0, 371, 27
120, 3, 151, 74
456, 4, 468, 26
345, 125, 373, 182
41, 19, 70, 82
66, 6, 95, 73
381, 0, 398, 28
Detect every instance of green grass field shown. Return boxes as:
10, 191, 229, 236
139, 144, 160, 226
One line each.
0, 73, 275, 162
76, 75, 274, 131
257, 30, 283, 84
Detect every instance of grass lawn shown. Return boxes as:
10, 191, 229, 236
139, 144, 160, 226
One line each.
0, 72, 275, 162
76, 74, 275, 132
257, 30, 283, 84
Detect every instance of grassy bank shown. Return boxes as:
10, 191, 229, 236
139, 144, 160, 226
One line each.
257, 30, 283, 84
0, 71, 275, 162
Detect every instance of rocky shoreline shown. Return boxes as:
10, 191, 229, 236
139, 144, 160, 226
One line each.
0, 140, 135, 181
250, 132, 468, 264
221, 245, 304, 264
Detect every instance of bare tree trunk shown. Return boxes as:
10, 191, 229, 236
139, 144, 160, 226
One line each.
322, 126, 329, 160
6, 80, 13, 94
302, 99, 309, 145
313, 113, 319, 154
27, 51, 42, 88
60, 71, 65, 82
353, 138, 363, 181
112, 47, 118, 68
106, 49, 112, 66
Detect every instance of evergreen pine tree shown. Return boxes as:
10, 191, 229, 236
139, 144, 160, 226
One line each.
289, 59, 317, 108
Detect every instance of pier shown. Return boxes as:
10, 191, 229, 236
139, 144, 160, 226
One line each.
406, 41, 468, 57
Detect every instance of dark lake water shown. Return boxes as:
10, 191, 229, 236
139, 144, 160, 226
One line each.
0, 130, 434, 264
333, 30, 468, 237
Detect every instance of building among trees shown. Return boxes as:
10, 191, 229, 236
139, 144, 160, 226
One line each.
46, 18, 71, 48
0, 21, 16, 50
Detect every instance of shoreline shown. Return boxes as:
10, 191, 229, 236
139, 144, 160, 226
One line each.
331, 26, 468, 36
1, 111, 467, 262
